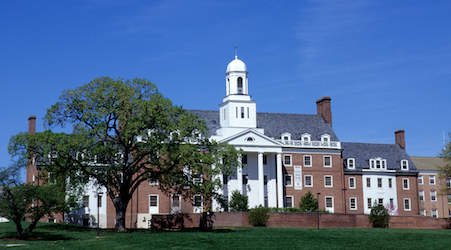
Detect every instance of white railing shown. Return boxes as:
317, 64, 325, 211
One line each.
276, 140, 341, 149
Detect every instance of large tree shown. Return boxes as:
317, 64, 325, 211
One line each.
438, 132, 451, 192
0, 163, 69, 239
11, 77, 240, 232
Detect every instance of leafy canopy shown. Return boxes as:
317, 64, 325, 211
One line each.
10, 77, 241, 231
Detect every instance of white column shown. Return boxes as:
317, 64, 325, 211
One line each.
237, 155, 243, 194
258, 152, 264, 206
277, 153, 283, 208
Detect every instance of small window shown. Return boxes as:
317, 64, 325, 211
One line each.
350, 197, 357, 210
47, 218, 55, 223
325, 197, 333, 209
347, 158, 355, 169
304, 155, 312, 167
419, 191, 424, 201
418, 176, 423, 185
349, 177, 356, 189
241, 107, 244, 118
420, 210, 426, 216
377, 178, 382, 188
246, 137, 255, 142
432, 209, 438, 218
378, 198, 383, 205
301, 133, 311, 142
193, 195, 202, 207
404, 198, 411, 211
172, 194, 181, 207
284, 155, 292, 166
324, 156, 332, 167
285, 196, 293, 208
366, 177, 371, 188
83, 196, 89, 207
304, 175, 313, 187
324, 175, 333, 187
447, 179, 451, 188
281, 133, 291, 141
149, 195, 158, 207
431, 191, 437, 202
448, 194, 451, 204
193, 173, 202, 184
388, 178, 393, 188
401, 160, 409, 170
389, 198, 394, 205
242, 154, 248, 164
367, 198, 372, 209
403, 178, 410, 190
429, 176, 436, 185
284, 175, 293, 187
97, 195, 102, 208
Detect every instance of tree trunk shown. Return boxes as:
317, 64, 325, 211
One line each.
113, 197, 128, 232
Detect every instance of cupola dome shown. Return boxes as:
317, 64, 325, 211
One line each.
226, 56, 247, 73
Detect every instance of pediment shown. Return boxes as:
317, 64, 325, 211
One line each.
219, 129, 281, 147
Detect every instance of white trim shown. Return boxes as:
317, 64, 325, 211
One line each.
401, 159, 409, 171
429, 176, 436, 185
285, 195, 294, 208
304, 175, 313, 187
284, 154, 292, 166
324, 175, 333, 187
284, 174, 293, 187
281, 132, 291, 141
347, 158, 355, 169
350, 197, 357, 210
418, 176, 423, 185
349, 177, 356, 189
431, 209, 438, 218
325, 196, 334, 213
430, 190, 437, 202
301, 133, 311, 142
403, 198, 411, 211
149, 194, 159, 214
323, 156, 332, 168
402, 178, 410, 190
419, 190, 424, 202
303, 155, 312, 167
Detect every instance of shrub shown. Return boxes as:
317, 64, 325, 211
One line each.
229, 190, 249, 212
248, 205, 270, 226
267, 207, 301, 213
369, 204, 390, 228
299, 191, 318, 212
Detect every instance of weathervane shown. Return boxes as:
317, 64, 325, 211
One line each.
235, 44, 237, 58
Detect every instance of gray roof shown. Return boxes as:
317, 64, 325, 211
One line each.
187, 110, 339, 141
342, 142, 418, 173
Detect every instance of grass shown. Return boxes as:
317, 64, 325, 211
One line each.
1, 222, 451, 249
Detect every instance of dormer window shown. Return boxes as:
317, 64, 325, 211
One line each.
370, 158, 387, 170
321, 134, 331, 146
347, 158, 355, 169
401, 160, 409, 170
281, 132, 291, 141
245, 137, 255, 142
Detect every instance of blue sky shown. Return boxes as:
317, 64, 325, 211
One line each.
1, 1, 450, 176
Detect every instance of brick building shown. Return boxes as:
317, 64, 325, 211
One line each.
26, 55, 419, 228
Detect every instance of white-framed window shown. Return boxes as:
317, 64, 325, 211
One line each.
321, 134, 331, 146
47, 218, 55, 223
325, 196, 334, 212
304, 175, 313, 187
350, 197, 357, 210
388, 178, 393, 188
370, 158, 387, 170
282, 132, 291, 141
97, 195, 102, 208
401, 160, 409, 170
149, 194, 159, 213
301, 133, 311, 143
324, 175, 333, 187
367, 198, 372, 209
390, 198, 394, 205
366, 177, 371, 188
347, 158, 355, 169
403, 178, 409, 190
418, 176, 423, 185
324, 156, 332, 168
448, 194, 451, 204
377, 178, 382, 188
193, 173, 202, 184
284, 155, 292, 166
378, 198, 383, 205
304, 155, 312, 167
349, 177, 356, 189
432, 209, 438, 218
172, 194, 181, 208
193, 194, 202, 207
420, 210, 426, 216
447, 179, 451, 188
429, 176, 436, 185
431, 191, 437, 202
285, 196, 293, 208
284, 174, 293, 187
419, 191, 424, 202
149, 173, 159, 185
404, 198, 411, 211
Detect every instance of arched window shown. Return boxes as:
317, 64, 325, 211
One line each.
237, 77, 243, 94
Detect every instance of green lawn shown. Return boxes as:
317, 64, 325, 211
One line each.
1, 222, 451, 249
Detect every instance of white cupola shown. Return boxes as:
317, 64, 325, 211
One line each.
216, 56, 258, 138
226, 56, 248, 96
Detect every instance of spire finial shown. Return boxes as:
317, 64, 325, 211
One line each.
235, 44, 237, 59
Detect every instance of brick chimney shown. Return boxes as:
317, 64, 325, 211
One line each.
395, 129, 405, 150
28, 115, 36, 134
316, 96, 332, 127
